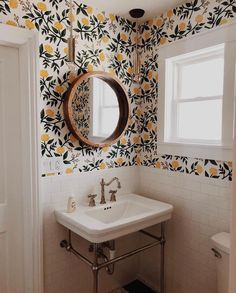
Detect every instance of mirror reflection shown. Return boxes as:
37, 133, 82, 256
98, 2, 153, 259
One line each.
71, 77, 119, 143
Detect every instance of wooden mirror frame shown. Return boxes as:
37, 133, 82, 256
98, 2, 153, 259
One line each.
64, 71, 130, 148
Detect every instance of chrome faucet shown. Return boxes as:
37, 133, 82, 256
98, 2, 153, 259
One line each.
100, 177, 121, 204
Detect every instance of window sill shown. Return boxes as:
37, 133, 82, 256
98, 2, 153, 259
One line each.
157, 141, 232, 161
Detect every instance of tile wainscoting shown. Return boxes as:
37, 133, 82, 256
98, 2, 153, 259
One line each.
41, 165, 232, 293
41, 166, 140, 293
138, 166, 232, 293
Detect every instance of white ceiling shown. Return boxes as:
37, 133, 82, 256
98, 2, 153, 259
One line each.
81, 0, 186, 21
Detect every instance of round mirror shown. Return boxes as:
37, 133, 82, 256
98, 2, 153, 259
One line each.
64, 71, 130, 148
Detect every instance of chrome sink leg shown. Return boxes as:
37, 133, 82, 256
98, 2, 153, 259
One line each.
92, 243, 99, 293
160, 222, 166, 293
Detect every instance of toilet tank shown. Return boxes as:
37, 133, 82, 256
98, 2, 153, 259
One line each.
211, 232, 230, 293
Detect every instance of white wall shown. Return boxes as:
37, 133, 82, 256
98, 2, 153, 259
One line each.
41, 166, 140, 293
138, 166, 232, 293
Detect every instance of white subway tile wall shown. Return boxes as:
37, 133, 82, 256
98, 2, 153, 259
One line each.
41, 165, 231, 293
138, 166, 232, 293
41, 166, 140, 293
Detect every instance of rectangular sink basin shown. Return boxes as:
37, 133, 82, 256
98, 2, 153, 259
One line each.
55, 193, 173, 243
85, 201, 153, 224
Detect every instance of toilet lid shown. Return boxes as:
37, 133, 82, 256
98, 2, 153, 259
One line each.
211, 232, 230, 254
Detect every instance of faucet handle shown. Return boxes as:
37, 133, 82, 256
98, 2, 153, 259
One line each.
109, 190, 117, 202
88, 194, 97, 207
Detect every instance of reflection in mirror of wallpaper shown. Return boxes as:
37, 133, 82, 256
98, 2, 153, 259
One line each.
0, 0, 234, 180
72, 79, 90, 139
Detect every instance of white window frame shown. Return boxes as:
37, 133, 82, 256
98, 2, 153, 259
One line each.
166, 44, 225, 145
158, 23, 236, 160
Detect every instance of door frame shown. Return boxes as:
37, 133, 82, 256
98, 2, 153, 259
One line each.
0, 24, 43, 293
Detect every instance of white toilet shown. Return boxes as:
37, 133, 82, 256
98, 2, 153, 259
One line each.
211, 232, 230, 293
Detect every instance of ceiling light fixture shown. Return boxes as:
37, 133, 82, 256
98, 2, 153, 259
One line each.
129, 8, 145, 84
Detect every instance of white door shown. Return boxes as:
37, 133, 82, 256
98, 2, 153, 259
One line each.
0, 45, 25, 292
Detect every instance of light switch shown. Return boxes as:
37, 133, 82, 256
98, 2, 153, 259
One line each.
42, 157, 63, 174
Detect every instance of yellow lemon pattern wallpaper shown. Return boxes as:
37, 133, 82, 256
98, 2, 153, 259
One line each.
1, 0, 141, 175
0, 0, 234, 180
138, 0, 235, 181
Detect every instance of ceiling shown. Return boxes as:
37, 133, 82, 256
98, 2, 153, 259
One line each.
81, 0, 186, 21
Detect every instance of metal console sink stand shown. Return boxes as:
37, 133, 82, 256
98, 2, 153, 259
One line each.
60, 222, 166, 293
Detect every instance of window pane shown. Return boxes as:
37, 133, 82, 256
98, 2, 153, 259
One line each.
101, 108, 119, 136
92, 77, 118, 106
177, 100, 222, 141
179, 56, 224, 99
103, 83, 118, 106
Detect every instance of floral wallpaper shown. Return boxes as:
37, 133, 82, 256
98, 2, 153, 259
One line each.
0, 0, 234, 181
0, 0, 141, 175
71, 79, 90, 139
138, 0, 235, 181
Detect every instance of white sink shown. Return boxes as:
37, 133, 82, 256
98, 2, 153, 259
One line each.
85, 200, 153, 224
55, 194, 173, 243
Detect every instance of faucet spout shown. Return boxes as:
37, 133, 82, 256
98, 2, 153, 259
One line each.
104, 177, 121, 188
100, 177, 121, 204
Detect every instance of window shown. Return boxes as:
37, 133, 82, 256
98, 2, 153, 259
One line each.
165, 44, 224, 144
158, 24, 236, 160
